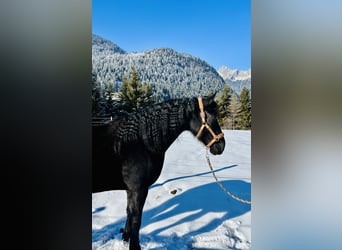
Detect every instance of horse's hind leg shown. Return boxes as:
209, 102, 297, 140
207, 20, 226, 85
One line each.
122, 188, 148, 250
121, 190, 132, 242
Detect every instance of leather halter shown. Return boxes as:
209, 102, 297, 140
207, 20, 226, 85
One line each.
195, 98, 224, 148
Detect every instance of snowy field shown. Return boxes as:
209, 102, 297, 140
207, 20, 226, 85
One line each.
92, 130, 251, 250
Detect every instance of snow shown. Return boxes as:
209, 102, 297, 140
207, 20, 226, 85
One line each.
92, 130, 251, 249
217, 66, 251, 81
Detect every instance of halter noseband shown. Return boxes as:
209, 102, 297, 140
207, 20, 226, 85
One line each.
195, 97, 224, 148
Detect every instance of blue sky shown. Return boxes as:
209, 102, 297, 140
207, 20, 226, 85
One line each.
92, 0, 250, 70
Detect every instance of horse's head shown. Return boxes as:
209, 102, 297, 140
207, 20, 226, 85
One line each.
189, 94, 225, 155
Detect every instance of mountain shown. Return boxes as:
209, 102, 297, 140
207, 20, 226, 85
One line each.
92, 34, 126, 55
218, 66, 251, 94
92, 34, 226, 101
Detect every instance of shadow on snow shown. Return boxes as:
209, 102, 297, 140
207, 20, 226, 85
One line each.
92, 169, 251, 247
141, 179, 251, 237
149, 164, 238, 190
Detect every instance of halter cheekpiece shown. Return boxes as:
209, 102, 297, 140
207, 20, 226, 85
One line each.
195, 97, 224, 148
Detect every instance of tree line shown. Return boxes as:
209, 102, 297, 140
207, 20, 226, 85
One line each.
92, 70, 251, 130
92, 68, 155, 117
216, 85, 251, 130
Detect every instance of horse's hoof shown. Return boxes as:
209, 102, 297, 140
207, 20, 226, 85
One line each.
122, 234, 130, 242
129, 243, 141, 250
120, 228, 130, 242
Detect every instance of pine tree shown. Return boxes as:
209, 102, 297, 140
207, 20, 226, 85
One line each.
237, 87, 251, 129
216, 85, 231, 128
92, 72, 106, 116
104, 82, 116, 116
92, 72, 99, 115
227, 94, 241, 130
119, 68, 154, 112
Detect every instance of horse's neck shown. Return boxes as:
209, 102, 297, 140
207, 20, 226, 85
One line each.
139, 99, 192, 153
157, 99, 193, 152
112, 99, 195, 154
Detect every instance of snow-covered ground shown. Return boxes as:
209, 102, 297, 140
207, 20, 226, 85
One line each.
92, 130, 251, 250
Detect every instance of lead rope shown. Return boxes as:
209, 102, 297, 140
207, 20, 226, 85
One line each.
205, 149, 252, 204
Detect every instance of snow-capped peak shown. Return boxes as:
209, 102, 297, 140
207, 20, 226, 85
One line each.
218, 66, 251, 81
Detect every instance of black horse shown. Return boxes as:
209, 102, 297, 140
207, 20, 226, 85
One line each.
92, 94, 225, 250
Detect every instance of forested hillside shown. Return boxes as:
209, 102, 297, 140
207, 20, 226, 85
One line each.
92, 34, 251, 130
92, 34, 225, 101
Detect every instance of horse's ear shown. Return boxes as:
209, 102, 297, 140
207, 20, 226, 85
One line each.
202, 92, 216, 106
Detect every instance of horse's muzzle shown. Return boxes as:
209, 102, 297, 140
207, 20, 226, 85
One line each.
209, 138, 225, 155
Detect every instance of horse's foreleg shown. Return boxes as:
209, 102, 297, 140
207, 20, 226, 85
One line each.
125, 188, 148, 250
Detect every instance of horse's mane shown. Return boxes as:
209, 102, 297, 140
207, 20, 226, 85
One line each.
111, 97, 197, 154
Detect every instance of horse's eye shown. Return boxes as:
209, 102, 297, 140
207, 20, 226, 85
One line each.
207, 103, 218, 116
